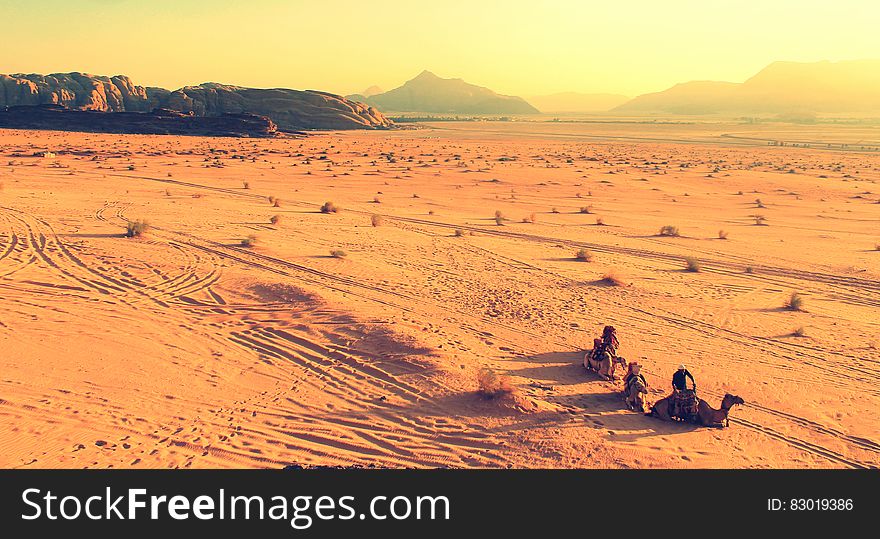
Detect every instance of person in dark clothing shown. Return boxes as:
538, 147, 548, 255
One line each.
672, 364, 695, 391
670, 365, 696, 419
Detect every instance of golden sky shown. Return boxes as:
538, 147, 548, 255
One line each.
4, 0, 879, 97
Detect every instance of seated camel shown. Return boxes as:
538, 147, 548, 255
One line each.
584, 349, 626, 381
624, 377, 648, 412
647, 393, 744, 427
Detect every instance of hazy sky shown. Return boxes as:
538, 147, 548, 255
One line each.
4, 0, 879, 97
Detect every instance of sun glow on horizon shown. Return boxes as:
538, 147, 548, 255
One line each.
3, 0, 880, 97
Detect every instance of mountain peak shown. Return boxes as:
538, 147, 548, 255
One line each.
360, 71, 539, 114
413, 70, 440, 81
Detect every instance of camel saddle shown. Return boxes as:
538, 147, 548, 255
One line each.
671, 389, 697, 420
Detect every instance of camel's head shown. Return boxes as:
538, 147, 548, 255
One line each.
723, 394, 745, 408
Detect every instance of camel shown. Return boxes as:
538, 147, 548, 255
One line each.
647, 392, 744, 427
584, 349, 626, 380
624, 377, 648, 412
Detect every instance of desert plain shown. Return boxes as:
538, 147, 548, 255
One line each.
0, 120, 878, 469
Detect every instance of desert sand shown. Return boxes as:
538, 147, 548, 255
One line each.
0, 120, 878, 469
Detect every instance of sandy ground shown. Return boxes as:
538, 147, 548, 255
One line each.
0, 121, 878, 469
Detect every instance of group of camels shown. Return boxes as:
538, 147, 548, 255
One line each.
583, 342, 744, 428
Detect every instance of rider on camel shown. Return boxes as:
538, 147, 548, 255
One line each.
670, 364, 696, 419
624, 361, 647, 389
601, 325, 619, 357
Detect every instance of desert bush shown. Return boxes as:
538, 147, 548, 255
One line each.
372, 196, 381, 204
718, 229, 728, 240
659, 225, 680, 237
575, 249, 592, 262
600, 272, 626, 286
124, 220, 150, 238
241, 234, 258, 248
320, 201, 339, 213
243, 181, 250, 189
477, 368, 514, 399
270, 215, 281, 225
785, 292, 804, 311
454, 228, 465, 237
268, 195, 275, 203
793, 326, 807, 337
744, 266, 754, 274
371, 214, 384, 227
551, 207, 560, 214
330, 249, 347, 258
595, 217, 605, 226
685, 256, 702, 272
580, 205, 593, 214
753, 214, 767, 225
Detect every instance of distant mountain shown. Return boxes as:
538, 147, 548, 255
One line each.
527, 92, 629, 113
0, 73, 392, 130
615, 60, 880, 115
361, 85, 383, 97
360, 70, 539, 114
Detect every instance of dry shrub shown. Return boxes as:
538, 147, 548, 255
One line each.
330, 249, 347, 258
454, 228, 465, 237
580, 205, 593, 214
371, 214, 384, 227
601, 272, 626, 286
793, 326, 807, 337
243, 181, 250, 189
270, 215, 281, 225
659, 225, 680, 237
685, 256, 702, 272
785, 292, 804, 311
273, 198, 281, 207
320, 201, 339, 213
718, 229, 728, 239
477, 368, 515, 399
595, 216, 605, 226
752, 214, 767, 225
575, 249, 592, 262
124, 220, 150, 238
551, 207, 560, 214
241, 235, 258, 248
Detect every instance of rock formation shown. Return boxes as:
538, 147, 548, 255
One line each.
0, 104, 278, 137
1, 72, 391, 130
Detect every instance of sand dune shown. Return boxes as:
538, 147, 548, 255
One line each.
0, 122, 878, 469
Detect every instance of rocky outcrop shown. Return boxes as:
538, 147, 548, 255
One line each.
158, 83, 392, 130
1, 72, 392, 130
0, 105, 278, 137
0, 73, 157, 112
